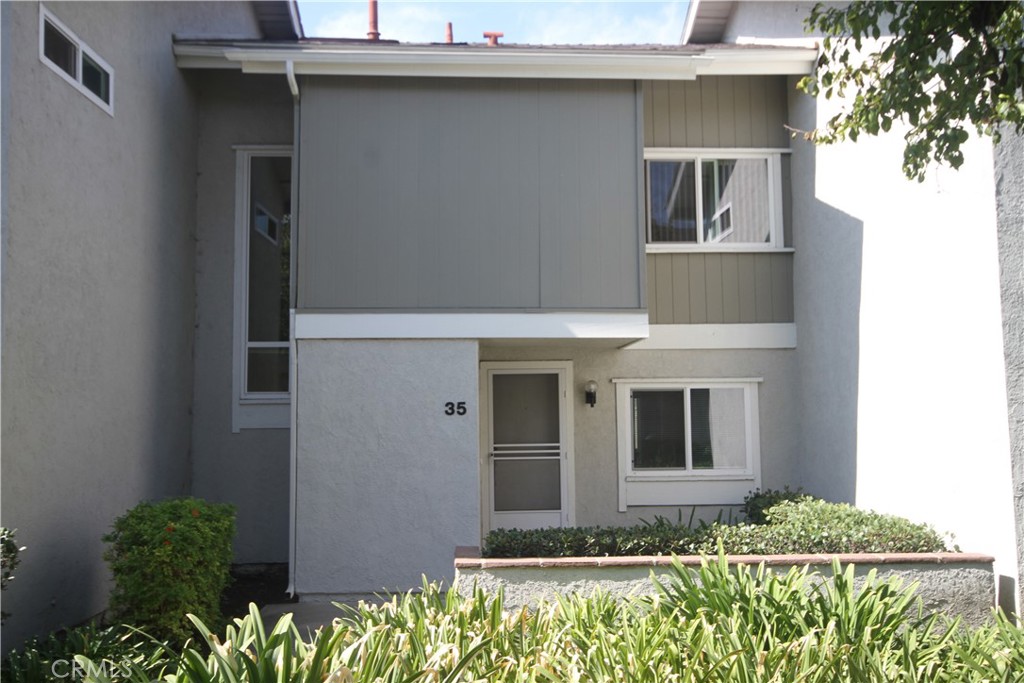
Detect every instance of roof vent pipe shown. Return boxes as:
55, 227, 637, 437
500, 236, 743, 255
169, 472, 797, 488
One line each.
483, 31, 503, 46
367, 0, 380, 41
445, 22, 453, 44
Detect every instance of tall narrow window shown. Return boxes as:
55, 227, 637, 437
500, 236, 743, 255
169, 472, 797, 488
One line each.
245, 156, 292, 396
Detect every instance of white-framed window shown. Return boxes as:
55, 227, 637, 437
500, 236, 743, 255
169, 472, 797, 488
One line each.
614, 378, 761, 510
645, 149, 786, 252
232, 147, 293, 431
39, 5, 114, 115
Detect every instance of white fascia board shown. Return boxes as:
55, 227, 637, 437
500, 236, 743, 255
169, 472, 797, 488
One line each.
173, 44, 817, 79
294, 312, 649, 340
624, 323, 797, 350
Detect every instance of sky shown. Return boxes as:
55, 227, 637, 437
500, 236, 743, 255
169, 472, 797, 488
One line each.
295, 0, 691, 45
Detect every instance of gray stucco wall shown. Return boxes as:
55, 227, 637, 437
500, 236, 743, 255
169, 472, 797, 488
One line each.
785, 78, 862, 505
294, 340, 481, 597
190, 71, 294, 564
297, 76, 644, 312
479, 344, 800, 526
0, 1, 260, 645
994, 128, 1024, 611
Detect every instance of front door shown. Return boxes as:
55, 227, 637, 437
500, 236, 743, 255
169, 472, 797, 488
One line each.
482, 362, 574, 531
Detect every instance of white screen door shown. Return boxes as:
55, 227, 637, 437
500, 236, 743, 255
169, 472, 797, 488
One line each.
483, 363, 573, 531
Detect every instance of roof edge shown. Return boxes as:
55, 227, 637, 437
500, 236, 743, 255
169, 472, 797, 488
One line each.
173, 42, 817, 79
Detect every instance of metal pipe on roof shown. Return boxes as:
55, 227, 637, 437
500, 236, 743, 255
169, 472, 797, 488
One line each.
367, 0, 380, 41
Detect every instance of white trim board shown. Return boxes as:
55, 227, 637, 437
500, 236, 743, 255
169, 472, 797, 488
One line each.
295, 312, 649, 341
624, 324, 796, 350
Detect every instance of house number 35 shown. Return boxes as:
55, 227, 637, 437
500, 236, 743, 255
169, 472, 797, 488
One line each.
444, 401, 467, 416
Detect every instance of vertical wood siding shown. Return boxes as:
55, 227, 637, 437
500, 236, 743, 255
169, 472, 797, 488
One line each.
643, 76, 789, 148
646, 252, 794, 324
298, 76, 643, 311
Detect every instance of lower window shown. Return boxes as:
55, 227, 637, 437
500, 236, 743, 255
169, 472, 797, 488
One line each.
615, 379, 761, 510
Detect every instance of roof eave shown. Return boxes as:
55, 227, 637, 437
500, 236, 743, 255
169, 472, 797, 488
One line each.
172, 43, 817, 79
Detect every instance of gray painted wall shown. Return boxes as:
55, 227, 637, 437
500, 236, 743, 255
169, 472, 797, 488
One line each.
190, 71, 294, 564
0, 1, 260, 645
479, 344, 800, 527
643, 77, 790, 148
994, 128, 1024, 610
647, 252, 794, 324
294, 340, 481, 596
297, 76, 643, 312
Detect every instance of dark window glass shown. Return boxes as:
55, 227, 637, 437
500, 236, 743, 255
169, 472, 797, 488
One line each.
81, 53, 110, 103
632, 390, 686, 469
43, 21, 76, 78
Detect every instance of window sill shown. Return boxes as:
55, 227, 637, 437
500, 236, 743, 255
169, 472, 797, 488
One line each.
626, 471, 755, 482
646, 245, 795, 254
621, 476, 759, 509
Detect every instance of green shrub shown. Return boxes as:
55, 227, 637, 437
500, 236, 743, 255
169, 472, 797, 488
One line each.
1, 622, 174, 683
698, 498, 949, 555
1, 527, 24, 623
742, 486, 811, 524
75, 562, 1023, 683
483, 516, 700, 558
486, 499, 949, 557
103, 497, 235, 643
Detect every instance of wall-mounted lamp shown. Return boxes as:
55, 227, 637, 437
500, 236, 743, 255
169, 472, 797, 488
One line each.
584, 380, 598, 407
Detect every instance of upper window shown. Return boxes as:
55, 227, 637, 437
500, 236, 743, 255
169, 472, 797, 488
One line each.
645, 150, 784, 251
39, 6, 114, 115
614, 378, 761, 510
232, 148, 293, 431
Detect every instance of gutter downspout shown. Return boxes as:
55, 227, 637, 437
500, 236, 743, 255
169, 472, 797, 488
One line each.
285, 59, 299, 101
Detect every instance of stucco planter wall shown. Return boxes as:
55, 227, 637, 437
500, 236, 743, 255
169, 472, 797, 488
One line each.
454, 550, 996, 628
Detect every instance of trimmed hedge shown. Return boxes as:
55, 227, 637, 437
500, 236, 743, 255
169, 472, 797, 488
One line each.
482, 498, 949, 558
103, 497, 235, 643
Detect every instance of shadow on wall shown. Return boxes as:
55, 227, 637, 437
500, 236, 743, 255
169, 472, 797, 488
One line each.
787, 79, 864, 505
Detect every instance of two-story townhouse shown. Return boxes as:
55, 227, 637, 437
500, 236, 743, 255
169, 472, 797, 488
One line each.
3, 0, 1019, 647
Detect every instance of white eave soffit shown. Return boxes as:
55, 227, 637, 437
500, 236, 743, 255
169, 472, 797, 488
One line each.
173, 43, 817, 79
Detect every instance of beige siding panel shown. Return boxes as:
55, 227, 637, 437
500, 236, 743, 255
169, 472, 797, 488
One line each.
646, 253, 659, 323
643, 80, 656, 147
670, 255, 691, 322
771, 252, 795, 322
754, 254, 774, 323
650, 80, 670, 147
737, 253, 757, 321
642, 77, 788, 151
700, 78, 720, 148
748, 75, 769, 147
684, 80, 704, 146
703, 253, 723, 323
653, 254, 673, 323
688, 254, 708, 323
716, 79, 737, 147
732, 76, 753, 147
644, 251, 793, 324
720, 253, 741, 322
764, 74, 788, 147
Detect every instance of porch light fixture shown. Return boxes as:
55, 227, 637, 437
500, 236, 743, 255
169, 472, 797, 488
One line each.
584, 380, 598, 407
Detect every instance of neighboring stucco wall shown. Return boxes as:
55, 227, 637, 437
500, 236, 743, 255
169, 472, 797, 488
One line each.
190, 71, 294, 564
783, 43, 1018, 608
479, 344, 800, 526
0, 1, 260, 645
994, 128, 1024, 611
294, 340, 481, 597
